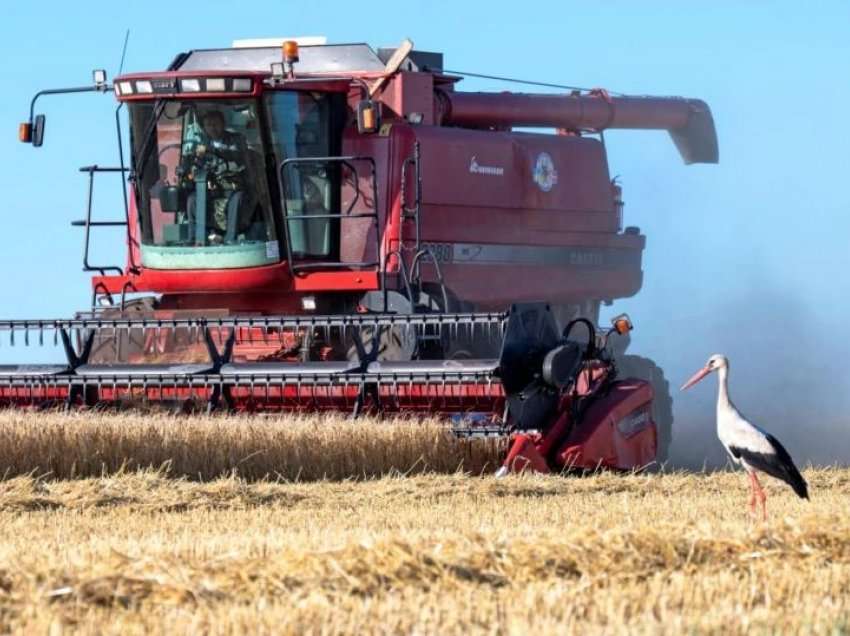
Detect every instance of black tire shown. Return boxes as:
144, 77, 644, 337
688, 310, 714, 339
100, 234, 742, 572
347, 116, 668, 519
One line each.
346, 324, 416, 363
617, 355, 674, 462
417, 283, 504, 360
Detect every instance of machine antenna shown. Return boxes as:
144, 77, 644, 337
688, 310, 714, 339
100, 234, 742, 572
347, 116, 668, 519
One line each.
116, 29, 131, 77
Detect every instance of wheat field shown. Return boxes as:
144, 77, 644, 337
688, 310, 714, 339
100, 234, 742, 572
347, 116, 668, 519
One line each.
0, 411, 848, 634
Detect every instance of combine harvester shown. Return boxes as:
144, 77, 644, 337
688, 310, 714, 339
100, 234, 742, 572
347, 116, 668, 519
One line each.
3, 38, 717, 473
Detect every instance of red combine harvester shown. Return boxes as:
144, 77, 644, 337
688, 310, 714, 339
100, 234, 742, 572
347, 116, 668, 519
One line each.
3, 39, 717, 473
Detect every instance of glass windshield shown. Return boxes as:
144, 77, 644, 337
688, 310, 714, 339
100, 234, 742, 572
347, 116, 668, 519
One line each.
130, 99, 278, 270
265, 92, 338, 260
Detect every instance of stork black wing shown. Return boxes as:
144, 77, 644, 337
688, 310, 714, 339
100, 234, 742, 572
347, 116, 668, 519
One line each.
729, 435, 809, 500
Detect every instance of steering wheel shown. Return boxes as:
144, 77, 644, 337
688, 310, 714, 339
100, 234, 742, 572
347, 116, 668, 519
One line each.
157, 142, 185, 162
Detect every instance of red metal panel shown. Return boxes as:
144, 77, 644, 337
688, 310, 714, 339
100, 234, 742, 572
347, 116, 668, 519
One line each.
439, 262, 643, 308
415, 126, 615, 214
556, 380, 657, 470
339, 129, 396, 266
341, 124, 413, 271
420, 207, 621, 240
93, 261, 292, 295
153, 294, 302, 314
95, 266, 381, 296
292, 271, 379, 292
403, 125, 642, 307
381, 72, 435, 124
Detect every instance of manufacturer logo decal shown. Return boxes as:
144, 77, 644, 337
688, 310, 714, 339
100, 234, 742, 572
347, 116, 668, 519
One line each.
617, 409, 652, 437
469, 156, 504, 177
151, 78, 177, 92
533, 152, 558, 192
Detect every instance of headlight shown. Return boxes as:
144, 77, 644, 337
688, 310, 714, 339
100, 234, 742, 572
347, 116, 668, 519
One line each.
180, 78, 201, 92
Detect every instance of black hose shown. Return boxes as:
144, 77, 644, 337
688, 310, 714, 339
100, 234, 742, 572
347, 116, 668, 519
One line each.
562, 318, 597, 359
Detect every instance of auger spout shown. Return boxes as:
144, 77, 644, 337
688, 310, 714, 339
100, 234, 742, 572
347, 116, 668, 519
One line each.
437, 90, 718, 164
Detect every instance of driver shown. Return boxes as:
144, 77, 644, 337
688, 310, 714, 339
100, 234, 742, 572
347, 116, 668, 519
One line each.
184, 110, 249, 243
200, 110, 245, 168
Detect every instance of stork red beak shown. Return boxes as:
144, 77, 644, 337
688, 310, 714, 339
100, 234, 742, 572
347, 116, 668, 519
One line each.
680, 366, 711, 391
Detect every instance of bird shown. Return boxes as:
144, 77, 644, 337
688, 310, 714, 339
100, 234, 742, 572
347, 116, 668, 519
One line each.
681, 354, 808, 520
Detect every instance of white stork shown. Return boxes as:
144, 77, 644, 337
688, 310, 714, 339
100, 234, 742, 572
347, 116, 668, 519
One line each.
681, 354, 808, 520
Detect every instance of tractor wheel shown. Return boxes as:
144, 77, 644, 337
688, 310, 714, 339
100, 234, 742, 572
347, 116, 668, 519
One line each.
550, 301, 601, 332
346, 324, 416, 363
617, 355, 674, 463
417, 283, 503, 360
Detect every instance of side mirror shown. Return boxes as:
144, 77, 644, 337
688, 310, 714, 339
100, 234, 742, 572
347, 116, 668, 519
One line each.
356, 100, 380, 134
20, 115, 46, 146
32, 114, 45, 147
21, 72, 111, 148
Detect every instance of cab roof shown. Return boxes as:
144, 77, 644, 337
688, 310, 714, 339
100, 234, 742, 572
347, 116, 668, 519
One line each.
172, 43, 387, 74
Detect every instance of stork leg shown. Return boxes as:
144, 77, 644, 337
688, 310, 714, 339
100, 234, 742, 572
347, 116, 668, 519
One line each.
752, 471, 768, 521
747, 471, 758, 518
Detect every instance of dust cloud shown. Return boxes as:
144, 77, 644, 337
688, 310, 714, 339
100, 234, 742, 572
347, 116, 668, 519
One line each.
656, 284, 850, 470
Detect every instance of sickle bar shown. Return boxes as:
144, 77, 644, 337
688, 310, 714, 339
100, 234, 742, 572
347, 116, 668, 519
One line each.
0, 310, 512, 413
0, 362, 504, 412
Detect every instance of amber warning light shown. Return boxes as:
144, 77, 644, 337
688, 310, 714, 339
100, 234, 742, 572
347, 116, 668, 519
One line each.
282, 40, 299, 64
612, 314, 633, 335
18, 122, 32, 143
357, 100, 379, 134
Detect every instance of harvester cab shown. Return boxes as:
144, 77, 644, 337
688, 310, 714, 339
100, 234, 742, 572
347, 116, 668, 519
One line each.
5, 38, 718, 472
131, 87, 347, 268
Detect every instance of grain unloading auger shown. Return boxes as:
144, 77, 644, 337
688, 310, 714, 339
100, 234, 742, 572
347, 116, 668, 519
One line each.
5, 38, 718, 471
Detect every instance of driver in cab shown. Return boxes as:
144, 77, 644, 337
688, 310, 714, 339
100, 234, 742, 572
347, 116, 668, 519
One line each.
184, 110, 249, 244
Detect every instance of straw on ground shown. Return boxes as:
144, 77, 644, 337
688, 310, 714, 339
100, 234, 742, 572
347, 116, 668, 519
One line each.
0, 411, 847, 633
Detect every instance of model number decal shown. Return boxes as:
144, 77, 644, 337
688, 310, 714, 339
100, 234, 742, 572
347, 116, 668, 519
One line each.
420, 243, 454, 264
415, 243, 639, 268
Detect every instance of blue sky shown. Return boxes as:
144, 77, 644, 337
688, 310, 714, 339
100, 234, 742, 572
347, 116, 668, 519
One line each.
0, 1, 848, 462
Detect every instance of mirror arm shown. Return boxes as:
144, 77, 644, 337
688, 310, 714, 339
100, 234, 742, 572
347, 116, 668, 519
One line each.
349, 78, 370, 101
28, 84, 112, 123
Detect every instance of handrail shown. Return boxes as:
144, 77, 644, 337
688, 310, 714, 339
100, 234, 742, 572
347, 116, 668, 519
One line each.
279, 155, 381, 274
399, 141, 422, 253
115, 102, 138, 273
410, 247, 450, 312
72, 165, 130, 276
